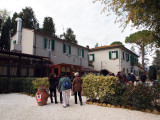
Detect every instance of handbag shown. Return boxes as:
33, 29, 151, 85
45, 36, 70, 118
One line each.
63, 81, 72, 89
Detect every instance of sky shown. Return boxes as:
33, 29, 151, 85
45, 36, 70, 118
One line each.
0, 0, 154, 65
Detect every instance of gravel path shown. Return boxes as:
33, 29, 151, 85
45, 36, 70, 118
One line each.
0, 93, 159, 120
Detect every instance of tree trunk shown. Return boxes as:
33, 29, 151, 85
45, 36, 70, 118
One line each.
141, 44, 145, 70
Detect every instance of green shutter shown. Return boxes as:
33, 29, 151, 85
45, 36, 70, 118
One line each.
93, 54, 95, 61
128, 54, 130, 61
78, 48, 80, 56
109, 51, 111, 59
51, 40, 55, 50
116, 50, 118, 58
44, 37, 47, 49
13, 40, 16, 44
82, 49, 84, 57
131, 55, 134, 66
63, 43, 66, 53
69, 45, 71, 54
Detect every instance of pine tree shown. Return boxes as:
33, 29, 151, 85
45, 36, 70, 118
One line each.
42, 17, 55, 36
19, 7, 39, 30
0, 17, 12, 50
60, 28, 78, 44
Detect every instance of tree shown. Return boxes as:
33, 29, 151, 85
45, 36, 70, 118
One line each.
0, 17, 12, 50
19, 7, 39, 30
148, 66, 157, 80
125, 30, 155, 69
60, 28, 78, 44
42, 17, 55, 36
153, 50, 160, 77
110, 41, 123, 45
11, 12, 19, 35
0, 9, 10, 25
94, 0, 160, 47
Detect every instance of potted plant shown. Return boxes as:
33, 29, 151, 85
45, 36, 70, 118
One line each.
33, 77, 49, 106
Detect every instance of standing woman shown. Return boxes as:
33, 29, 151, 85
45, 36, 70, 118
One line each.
72, 72, 83, 106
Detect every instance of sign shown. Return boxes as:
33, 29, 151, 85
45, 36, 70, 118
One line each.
37, 94, 41, 102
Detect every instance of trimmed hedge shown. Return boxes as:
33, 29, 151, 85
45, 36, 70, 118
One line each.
83, 74, 160, 111
0, 77, 37, 95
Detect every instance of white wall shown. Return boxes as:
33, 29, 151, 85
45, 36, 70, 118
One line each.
21, 28, 34, 54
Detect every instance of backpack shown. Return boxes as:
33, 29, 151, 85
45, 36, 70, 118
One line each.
63, 81, 72, 89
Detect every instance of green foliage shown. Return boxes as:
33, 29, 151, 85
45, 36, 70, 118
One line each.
19, 7, 39, 30
149, 66, 157, 80
0, 9, 10, 26
32, 77, 49, 89
82, 73, 118, 102
42, 17, 55, 36
95, 0, 160, 47
60, 28, 78, 44
0, 77, 37, 94
125, 30, 154, 69
0, 17, 12, 50
110, 41, 123, 45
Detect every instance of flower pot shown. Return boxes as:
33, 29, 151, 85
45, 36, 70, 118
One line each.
35, 86, 49, 106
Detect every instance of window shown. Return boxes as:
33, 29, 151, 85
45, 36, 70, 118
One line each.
89, 54, 94, 61
122, 52, 125, 60
47, 40, 51, 50
78, 48, 84, 57
44, 37, 55, 51
13, 40, 16, 44
109, 50, 118, 59
63, 43, 71, 55
126, 53, 129, 61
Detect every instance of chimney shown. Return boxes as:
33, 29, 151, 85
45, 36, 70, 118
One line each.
11, 18, 22, 52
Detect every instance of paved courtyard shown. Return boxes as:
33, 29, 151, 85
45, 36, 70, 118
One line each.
0, 93, 159, 120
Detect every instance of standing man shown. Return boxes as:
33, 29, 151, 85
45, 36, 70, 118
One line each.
58, 73, 72, 108
140, 72, 147, 83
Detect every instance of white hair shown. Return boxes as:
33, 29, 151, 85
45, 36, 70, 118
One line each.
74, 72, 79, 76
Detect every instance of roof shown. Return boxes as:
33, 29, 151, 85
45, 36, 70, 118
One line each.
90, 45, 138, 57
0, 49, 49, 59
81, 67, 99, 72
19, 28, 89, 50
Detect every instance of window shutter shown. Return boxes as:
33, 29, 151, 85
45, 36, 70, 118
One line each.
82, 49, 84, 57
78, 48, 80, 56
13, 40, 16, 44
93, 54, 95, 61
69, 45, 71, 54
123, 52, 125, 60
44, 37, 47, 49
63, 43, 66, 53
116, 50, 118, 58
109, 51, 111, 59
51, 40, 55, 50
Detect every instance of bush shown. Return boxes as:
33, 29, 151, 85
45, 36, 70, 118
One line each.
0, 77, 37, 95
82, 73, 118, 102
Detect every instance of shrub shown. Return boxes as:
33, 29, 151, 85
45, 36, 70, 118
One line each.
82, 73, 118, 102
32, 77, 49, 89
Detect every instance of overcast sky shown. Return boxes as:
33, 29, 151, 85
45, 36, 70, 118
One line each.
0, 0, 139, 48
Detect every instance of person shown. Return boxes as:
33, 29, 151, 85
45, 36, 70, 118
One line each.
70, 72, 75, 83
122, 73, 127, 84
130, 72, 136, 83
140, 72, 147, 83
58, 74, 63, 103
127, 73, 132, 85
135, 74, 139, 85
116, 71, 124, 83
58, 73, 72, 108
48, 73, 58, 104
72, 72, 83, 106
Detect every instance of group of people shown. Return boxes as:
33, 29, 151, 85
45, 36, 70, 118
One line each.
115, 71, 147, 84
48, 72, 83, 108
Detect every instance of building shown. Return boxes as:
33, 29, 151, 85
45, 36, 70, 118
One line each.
10, 28, 89, 69
88, 45, 139, 75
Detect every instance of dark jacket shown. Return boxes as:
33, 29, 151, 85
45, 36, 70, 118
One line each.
49, 77, 58, 90
72, 77, 83, 92
140, 75, 147, 83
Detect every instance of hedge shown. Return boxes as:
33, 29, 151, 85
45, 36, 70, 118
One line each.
83, 74, 160, 111
0, 77, 37, 95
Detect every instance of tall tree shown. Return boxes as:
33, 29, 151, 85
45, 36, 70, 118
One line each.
0, 9, 10, 26
11, 12, 19, 35
110, 41, 123, 45
125, 30, 155, 69
42, 17, 55, 36
60, 28, 78, 44
94, 0, 160, 47
0, 17, 12, 50
19, 7, 39, 30
153, 50, 160, 76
